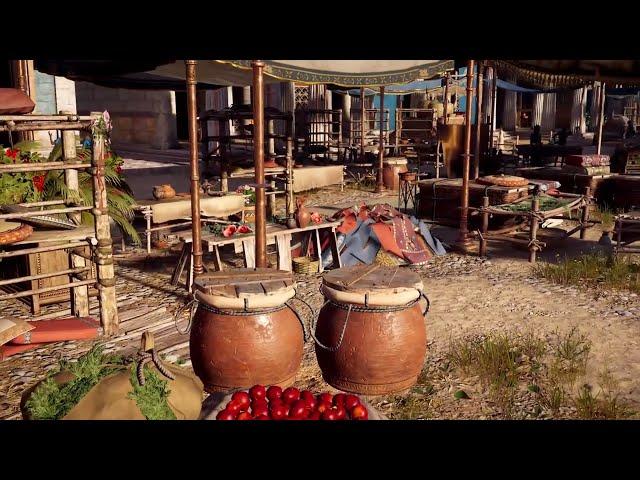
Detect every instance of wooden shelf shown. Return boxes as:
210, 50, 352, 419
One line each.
9, 226, 96, 246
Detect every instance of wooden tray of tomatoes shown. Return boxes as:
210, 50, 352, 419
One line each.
200, 385, 386, 420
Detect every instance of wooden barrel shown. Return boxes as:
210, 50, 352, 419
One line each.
313, 265, 428, 395
382, 157, 408, 191
190, 269, 304, 393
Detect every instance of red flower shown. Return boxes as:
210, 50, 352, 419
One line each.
32, 175, 45, 192
5, 148, 19, 159
116, 166, 123, 174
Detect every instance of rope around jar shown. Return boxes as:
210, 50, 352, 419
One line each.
174, 296, 199, 335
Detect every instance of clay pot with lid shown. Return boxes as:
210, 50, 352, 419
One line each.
294, 196, 311, 228
382, 157, 408, 191
312, 264, 429, 395
189, 268, 305, 393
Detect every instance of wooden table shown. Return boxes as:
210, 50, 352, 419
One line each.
170, 221, 343, 291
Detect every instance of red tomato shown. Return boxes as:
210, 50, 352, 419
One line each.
350, 404, 369, 420
322, 409, 339, 421
270, 404, 288, 420
334, 406, 346, 420
251, 405, 269, 418
231, 391, 251, 411
249, 385, 266, 401
266, 385, 282, 401
251, 398, 268, 410
282, 387, 300, 405
269, 397, 283, 408
225, 400, 242, 415
317, 393, 333, 405
289, 400, 308, 419
307, 410, 322, 420
237, 411, 252, 420
254, 414, 270, 420
344, 394, 360, 410
333, 393, 346, 408
316, 402, 332, 414
216, 409, 237, 420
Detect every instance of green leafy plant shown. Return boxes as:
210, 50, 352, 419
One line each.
128, 364, 176, 420
0, 142, 48, 205
44, 141, 140, 244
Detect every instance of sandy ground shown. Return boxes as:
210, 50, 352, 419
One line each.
3, 178, 640, 419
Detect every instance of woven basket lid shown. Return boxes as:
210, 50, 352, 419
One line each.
321, 264, 423, 306
476, 175, 529, 188
193, 268, 296, 310
0, 220, 22, 234
384, 157, 408, 165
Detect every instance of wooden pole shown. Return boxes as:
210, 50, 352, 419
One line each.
479, 195, 489, 257
285, 135, 295, 227
376, 86, 386, 193
90, 122, 118, 335
457, 60, 475, 246
474, 62, 484, 180
360, 87, 366, 160
443, 73, 450, 125
597, 82, 606, 156
252, 60, 268, 269
580, 187, 591, 240
529, 197, 540, 263
185, 60, 204, 278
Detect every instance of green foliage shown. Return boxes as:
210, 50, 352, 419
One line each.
500, 194, 572, 213
128, 364, 176, 420
533, 252, 640, 293
25, 345, 127, 420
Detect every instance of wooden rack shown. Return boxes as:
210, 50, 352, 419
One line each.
0, 113, 119, 335
349, 108, 390, 147
300, 109, 343, 160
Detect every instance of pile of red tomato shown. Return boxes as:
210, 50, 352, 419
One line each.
215, 385, 369, 420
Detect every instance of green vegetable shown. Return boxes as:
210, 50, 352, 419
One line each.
128, 364, 176, 420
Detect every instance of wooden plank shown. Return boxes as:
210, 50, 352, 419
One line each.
242, 238, 256, 269
314, 229, 324, 273
235, 282, 265, 296
119, 306, 164, 324
276, 233, 293, 271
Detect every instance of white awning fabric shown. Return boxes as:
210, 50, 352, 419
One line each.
147, 60, 454, 87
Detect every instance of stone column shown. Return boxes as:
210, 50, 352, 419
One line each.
571, 87, 587, 134
205, 87, 231, 152
590, 82, 601, 132
342, 92, 351, 140
532, 93, 544, 128
502, 81, 517, 131
541, 92, 557, 132
482, 66, 494, 124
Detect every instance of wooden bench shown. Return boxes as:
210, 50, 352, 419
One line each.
170, 221, 343, 291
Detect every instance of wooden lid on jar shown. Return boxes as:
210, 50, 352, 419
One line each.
193, 268, 296, 310
321, 264, 423, 307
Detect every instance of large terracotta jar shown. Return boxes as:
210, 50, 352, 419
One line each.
189, 269, 304, 393
313, 265, 428, 395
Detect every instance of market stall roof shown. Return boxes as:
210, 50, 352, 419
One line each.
493, 60, 640, 88
147, 60, 455, 87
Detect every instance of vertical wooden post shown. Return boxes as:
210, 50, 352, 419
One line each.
360, 87, 366, 160
90, 117, 118, 335
597, 82, 606, 156
61, 111, 89, 317
529, 197, 540, 263
474, 62, 484, 180
616, 216, 622, 255
580, 187, 591, 240
252, 60, 268, 269
457, 60, 475, 246
479, 195, 489, 257
185, 61, 204, 278
376, 86, 386, 193
442, 73, 450, 125
286, 135, 295, 225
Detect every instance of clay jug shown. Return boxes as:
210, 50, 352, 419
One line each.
295, 197, 311, 228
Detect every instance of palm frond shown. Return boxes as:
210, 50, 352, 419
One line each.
15, 140, 42, 152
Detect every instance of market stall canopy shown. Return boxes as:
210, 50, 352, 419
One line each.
493, 60, 640, 88
147, 60, 454, 87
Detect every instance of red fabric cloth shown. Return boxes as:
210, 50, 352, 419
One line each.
9, 317, 100, 345
393, 217, 432, 265
0, 343, 42, 360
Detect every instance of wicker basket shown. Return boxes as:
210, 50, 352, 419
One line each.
292, 256, 319, 274
0, 222, 33, 245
